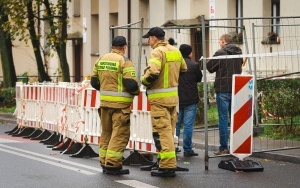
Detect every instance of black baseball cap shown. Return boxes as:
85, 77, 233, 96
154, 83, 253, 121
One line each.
112, 36, 127, 46
142, 27, 165, 38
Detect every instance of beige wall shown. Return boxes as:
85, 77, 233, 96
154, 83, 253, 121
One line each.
282, 0, 299, 16
2, 0, 300, 82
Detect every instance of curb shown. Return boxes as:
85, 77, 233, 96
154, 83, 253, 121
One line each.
0, 113, 17, 125
183, 141, 300, 164
252, 152, 300, 164
0, 118, 17, 125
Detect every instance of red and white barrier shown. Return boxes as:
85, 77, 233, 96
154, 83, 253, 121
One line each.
77, 85, 101, 145
131, 89, 151, 111
15, 82, 24, 126
14, 81, 160, 155
22, 83, 43, 129
126, 88, 157, 153
230, 75, 255, 161
40, 83, 59, 132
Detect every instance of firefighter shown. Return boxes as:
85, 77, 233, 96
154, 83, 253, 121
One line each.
91, 36, 140, 175
141, 27, 188, 177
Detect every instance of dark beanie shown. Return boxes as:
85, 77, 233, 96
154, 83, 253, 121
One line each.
168, 38, 175, 45
179, 44, 192, 58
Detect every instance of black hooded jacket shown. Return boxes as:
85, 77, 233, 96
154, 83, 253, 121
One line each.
178, 57, 203, 108
206, 44, 243, 93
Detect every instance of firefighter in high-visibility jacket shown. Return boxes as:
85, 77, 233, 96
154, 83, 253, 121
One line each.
90, 36, 140, 175
141, 27, 188, 177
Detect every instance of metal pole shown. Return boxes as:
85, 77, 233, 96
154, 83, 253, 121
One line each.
251, 23, 259, 127
201, 15, 209, 171
109, 27, 113, 51
242, 26, 252, 74
137, 18, 144, 83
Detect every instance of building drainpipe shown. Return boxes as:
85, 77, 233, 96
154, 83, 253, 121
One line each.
127, 0, 131, 59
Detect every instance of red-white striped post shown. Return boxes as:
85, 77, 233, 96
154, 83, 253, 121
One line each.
131, 89, 151, 111
230, 75, 255, 161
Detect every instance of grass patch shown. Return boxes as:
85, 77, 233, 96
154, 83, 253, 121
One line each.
260, 124, 300, 141
0, 106, 16, 113
207, 104, 218, 125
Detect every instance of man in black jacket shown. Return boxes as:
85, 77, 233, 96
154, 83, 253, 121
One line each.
176, 44, 203, 157
206, 34, 243, 155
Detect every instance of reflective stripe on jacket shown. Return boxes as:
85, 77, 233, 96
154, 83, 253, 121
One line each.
141, 41, 187, 106
92, 49, 139, 108
146, 87, 177, 99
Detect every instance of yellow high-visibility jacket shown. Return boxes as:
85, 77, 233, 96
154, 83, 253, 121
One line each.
93, 49, 140, 108
141, 41, 187, 106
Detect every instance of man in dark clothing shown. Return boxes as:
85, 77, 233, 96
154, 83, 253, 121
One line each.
206, 34, 243, 155
176, 44, 203, 157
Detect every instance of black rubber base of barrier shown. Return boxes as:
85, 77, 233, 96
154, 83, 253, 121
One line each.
140, 161, 157, 171
52, 138, 72, 151
5, 125, 18, 134
62, 142, 83, 155
30, 130, 52, 140
70, 144, 98, 158
23, 129, 42, 139
45, 134, 63, 147
123, 151, 154, 166
60, 139, 75, 153
8, 127, 21, 135
40, 132, 57, 143
12, 127, 35, 137
218, 158, 264, 172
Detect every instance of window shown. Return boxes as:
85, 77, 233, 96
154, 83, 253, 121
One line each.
232, 0, 243, 44
73, 0, 80, 17
236, 0, 243, 34
272, 0, 280, 35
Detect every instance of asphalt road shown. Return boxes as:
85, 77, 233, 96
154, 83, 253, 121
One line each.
1, 123, 300, 188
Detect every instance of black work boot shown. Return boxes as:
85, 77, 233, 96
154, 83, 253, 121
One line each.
101, 165, 107, 173
104, 167, 130, 175
151, 168, 176, 177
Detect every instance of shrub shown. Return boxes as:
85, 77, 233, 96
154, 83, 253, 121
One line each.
257, 78, 300, 136
196, 82, 216, 126
0, 87, 16, 108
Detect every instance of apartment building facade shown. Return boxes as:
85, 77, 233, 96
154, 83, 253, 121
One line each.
1, 0, 299, 82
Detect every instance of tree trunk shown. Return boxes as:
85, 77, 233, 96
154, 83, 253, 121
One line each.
0, 5, 17, 88
44, 0, 70, 82
26, 1, 51, 82
59, 0, 70, 82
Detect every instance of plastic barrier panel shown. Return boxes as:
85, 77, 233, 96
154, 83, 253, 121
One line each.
230, 75, 255, 161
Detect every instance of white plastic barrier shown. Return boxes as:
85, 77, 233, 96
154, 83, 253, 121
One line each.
22, 83, 43, 129
40, 83, 59, 132
14, 81, 159, 155
127, 90, 157, 153
15, 82, 24, 126
77, 85, 101, 145
56, 82, 83, 141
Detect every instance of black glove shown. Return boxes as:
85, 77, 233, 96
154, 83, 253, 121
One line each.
90, 76, 100, 90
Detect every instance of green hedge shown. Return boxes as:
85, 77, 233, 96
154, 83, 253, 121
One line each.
0, 87, 16, 108
257, 78, 300, 136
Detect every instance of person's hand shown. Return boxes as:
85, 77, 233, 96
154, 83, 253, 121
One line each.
144, 66, 150, 74
199, 56, 203, 61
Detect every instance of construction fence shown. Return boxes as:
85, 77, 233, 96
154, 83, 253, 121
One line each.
6, 16, 300, 170
111, 16, 300, 168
